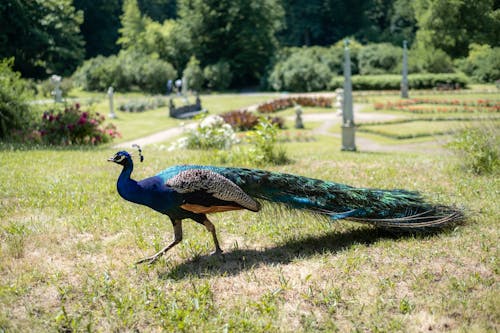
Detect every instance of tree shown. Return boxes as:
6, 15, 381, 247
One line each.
74, 0, 122, 58
183, 56, 204, 92
117, 0, 148, 50
138, 0, 177, 22
413, 0, 499, 58
0, 0, 85, 79
178, 0, 284, 86
278, 0, 368, 46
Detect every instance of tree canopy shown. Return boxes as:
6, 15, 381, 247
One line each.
0, 0, 498, 84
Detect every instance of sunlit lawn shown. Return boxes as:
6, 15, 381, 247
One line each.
1, 89, 498, 332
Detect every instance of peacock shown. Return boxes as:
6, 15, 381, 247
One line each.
108, 146, 463, 265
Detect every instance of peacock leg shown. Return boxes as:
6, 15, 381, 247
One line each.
203, 218, 223, 256
136, 219, 183, 265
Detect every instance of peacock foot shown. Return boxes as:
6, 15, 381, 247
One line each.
135, 254, 163, 265
210, 249, 225, 262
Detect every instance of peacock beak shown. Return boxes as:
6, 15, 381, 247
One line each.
107, 155, 117, 162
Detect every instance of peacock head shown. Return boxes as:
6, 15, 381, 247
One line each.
108, 151, 133, 166
108, 145, 144, 166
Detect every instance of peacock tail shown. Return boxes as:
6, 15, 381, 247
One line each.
157, 165, 463, 230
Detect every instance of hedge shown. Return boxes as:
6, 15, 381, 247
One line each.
328, 73, 469, 90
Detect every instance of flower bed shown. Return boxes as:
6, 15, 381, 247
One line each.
221, 110, 285, 130
38, 103, 120, 145
257, 96, 332, 113
374, 98, 500, 114
119, 97, 167, 112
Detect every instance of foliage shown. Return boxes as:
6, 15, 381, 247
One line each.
38, 77, 74, 98
448, 123, 499, 175
178, 0, 284, 86
0, 59, 34, 139
412, 0, 499, 59
257, 96, 332, 113
0, 0, 85, 79
374, 98, 500, 113
119, 97, 168, 112
117, 0, 148, 50
74, 0, 122, 58
329, 73, 468, 90
220, 110, 259, 131
37, 103, 120, 145
183, 56, 204, 92
203, 61, 233, 91
221, 110, 285, 131
72, 51, 176, 93
137, 0, 176, 22
268, 52, 332, 92
358, 43, 402, 75
411, 45, 455, 73
245, 118, 290, 165
170, 115, 237, 150
455, 44, 500, 83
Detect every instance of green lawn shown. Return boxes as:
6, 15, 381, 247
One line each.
1, 91, 498, 332
359, 119, 500, 139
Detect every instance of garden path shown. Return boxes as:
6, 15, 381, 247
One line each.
114, 103, 446, 154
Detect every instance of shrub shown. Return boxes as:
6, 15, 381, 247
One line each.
412, 47, 454, 73
448, 124, 499, 175
245, 118, 290, 165
328, 73, 468, 90
72, 51, 176, 93
38, 77, 74, 98
137, 56, 177, 94
358, 43, 402, 75
268, 51, 331, 92
119, 97, 167, 112
220, 110, 259, 131
0, 58, 34, 139
38, 103, 120, 145
204, 61, 233, 91
170, 115, 237, 150
257, 96, 332, 113
455, 44, 500, 83
183, 56, 204, 92
221, 110, 285, 131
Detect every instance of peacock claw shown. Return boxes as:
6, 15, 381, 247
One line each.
135, 255, 161, 265
210, 249, 225, 261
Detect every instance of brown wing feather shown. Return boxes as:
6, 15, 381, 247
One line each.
181, 203, 244, 214
166, 169, 261, 212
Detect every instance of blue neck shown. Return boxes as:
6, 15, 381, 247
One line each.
117, 162, 144, 205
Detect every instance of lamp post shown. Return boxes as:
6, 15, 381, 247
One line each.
401, 40, 409, 98
341, 39, 356, 151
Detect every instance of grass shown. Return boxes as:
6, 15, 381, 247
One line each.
1, 90, 499, 332
359, 119, 500, 139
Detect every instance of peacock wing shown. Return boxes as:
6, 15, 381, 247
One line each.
166, 169, 261, 213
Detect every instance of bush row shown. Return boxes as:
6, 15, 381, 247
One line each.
328, 73, 469, 90
257, 96, 332, 113
72, 51, 176, 94
119, 97, 167, 112
0, 58, 34, 139
220, 110, 285, 131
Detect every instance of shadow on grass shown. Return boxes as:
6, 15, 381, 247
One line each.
159, 226, 419, 280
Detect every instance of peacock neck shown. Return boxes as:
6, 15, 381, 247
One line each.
117, 162, 143, 204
